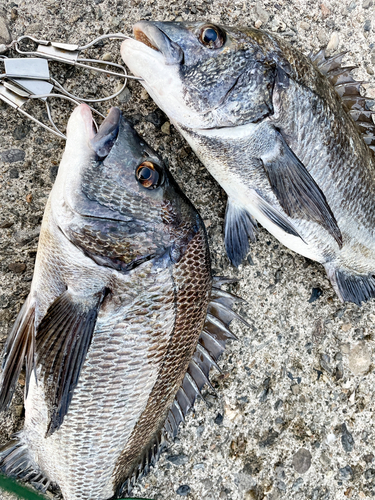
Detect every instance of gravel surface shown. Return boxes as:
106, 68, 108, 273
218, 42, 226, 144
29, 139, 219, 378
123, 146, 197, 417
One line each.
0, 0, 375, 499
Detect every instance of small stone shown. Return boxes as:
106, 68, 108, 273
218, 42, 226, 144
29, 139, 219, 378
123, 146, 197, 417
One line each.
292, 448, 312, 474
11, 8, 18, 20
102, 52, 112, 61
340, 465, 354, 480
258, 428, 279, 448
0, 220, 13, 228
167, 454, 188, 466
320, 453, 330, 466
347, 0, 357, 10
176, 485, 190, 496
0, 16, 11, 45
255, 2, 269, 24
14, 228, 41, 245
214, 413, 224, 425
8, 262, 26, 273
0, 43, 7, 54
140, 89, 149, 100
26, 194, 33, 203
300, 21, 310, 31
292, 478, 303, 491
13, 123, 30, 141
0, 149, 25, 163
254, 20, 262, 29
117, 86, 131, 103
309, 287, 323, 303
320, 353, 332, 373
14, 405, 23, 417
364, 20, 372, 32
326, 32, 339, 52
161, 121, 171, 135
145, 110, 164, 127
364, 453, 374, 463
342, 323, 352, 332
318, 30, 328, 44
291, 383, 300, 395
8, 168, 19, 178
341, 343, 351, 354
348, 342, 371, 375
321, 3, 331, 17
363, 0, 373, 6
341, 423, 355, 453
366, 65, 374, 76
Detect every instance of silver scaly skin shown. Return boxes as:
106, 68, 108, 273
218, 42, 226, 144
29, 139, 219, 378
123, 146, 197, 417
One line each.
121, 22, 375, 305
0, 104, 243, 498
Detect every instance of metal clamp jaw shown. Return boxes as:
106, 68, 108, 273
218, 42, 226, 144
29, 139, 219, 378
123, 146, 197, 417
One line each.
0, 33, 143, 139
0, 57, 104, 138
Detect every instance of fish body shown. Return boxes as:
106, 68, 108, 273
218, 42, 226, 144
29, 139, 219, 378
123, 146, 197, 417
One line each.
0, 105, 241, 499
121, 22, 375, 305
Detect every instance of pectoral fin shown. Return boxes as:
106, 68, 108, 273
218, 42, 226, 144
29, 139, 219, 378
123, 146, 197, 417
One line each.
0, 295, 35, 411
36, 288, 107, 436
224, 199, 257, 266
261, 130, 342, 247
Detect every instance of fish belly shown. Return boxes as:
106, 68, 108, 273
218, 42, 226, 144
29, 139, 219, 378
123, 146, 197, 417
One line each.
23, 265, 175, 500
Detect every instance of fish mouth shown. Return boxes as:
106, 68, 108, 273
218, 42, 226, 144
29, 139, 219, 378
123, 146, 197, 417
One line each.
90, 106, 121, 159
132, 21, 183, 65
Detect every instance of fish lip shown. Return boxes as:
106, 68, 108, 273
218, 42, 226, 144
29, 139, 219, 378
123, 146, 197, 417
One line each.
132, 21, 183, 65
90, 107, 122, 158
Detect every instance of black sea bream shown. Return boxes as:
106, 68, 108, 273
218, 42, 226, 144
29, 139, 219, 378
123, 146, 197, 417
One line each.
0, 104, 243, 499
121, 22, 375, 305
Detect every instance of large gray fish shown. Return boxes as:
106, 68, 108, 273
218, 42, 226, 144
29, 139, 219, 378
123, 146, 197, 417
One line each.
121, 22, 375, 305
0, 104, 243, 499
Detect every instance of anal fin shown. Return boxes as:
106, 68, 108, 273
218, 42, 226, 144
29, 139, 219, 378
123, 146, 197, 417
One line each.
0, 437, 51, 493
36, 288, 107, 436
224, 199, 257, 267
261, 129, 342, 247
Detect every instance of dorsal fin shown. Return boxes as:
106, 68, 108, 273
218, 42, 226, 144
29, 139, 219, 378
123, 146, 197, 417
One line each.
116, 279, 245, 495
310, 48, 375, 154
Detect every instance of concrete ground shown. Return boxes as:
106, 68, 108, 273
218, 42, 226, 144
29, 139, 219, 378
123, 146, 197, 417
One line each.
0, 0, 375, 499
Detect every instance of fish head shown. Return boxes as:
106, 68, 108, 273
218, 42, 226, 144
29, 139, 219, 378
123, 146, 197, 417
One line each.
56, 104, 204, 269
121, 21, 277, 129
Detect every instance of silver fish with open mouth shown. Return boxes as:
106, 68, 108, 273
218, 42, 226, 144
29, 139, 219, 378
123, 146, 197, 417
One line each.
0, 104, 244, 499
121, 21, 375, 306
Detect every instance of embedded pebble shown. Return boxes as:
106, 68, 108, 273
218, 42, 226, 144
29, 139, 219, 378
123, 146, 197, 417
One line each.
0, 16, 10, 44
117, 86, 132, 103
318, 29, 328, 44
254, 20, 262, 29
176, 485, 191, 496
102, 52, 112, 61
161, 121, 171, 135
364, 20, 372, 32
255, 3, 269, 24
300, 21, 310, 31
348, 342, 371, 376
292, 448, 312, 473
326, 32, 339, 52
363, 0, 373, 7
0, 149, 25, 164
341, 423, 355, 453
8, 262, 26, 274
140, 89, 150, 100
167, 454, 188, 466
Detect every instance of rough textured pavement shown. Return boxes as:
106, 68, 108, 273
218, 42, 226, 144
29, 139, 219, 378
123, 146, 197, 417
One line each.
0, 0, 375, 499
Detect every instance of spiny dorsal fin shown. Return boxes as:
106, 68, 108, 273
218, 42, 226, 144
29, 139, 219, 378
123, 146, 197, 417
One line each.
310, 48, 375, 153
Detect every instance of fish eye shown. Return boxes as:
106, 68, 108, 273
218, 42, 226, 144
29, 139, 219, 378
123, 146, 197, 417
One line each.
135, 161, 163, 189
199, 24, 225, 49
